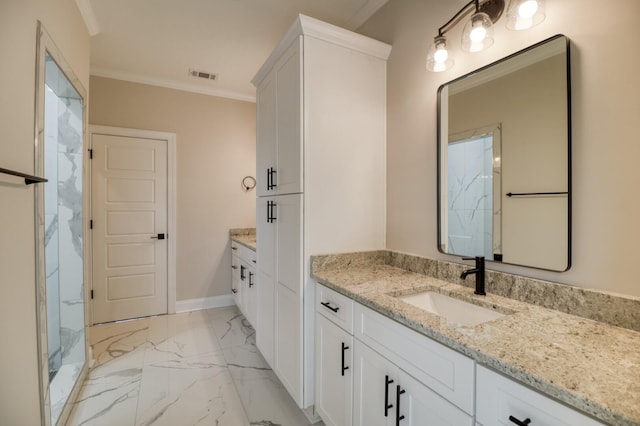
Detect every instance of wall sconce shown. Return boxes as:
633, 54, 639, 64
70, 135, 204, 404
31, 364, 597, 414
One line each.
426, 0, 546, 72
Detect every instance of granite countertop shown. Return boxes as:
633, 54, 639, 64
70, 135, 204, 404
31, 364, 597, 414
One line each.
229, 228, 256, 251
310, 252, 640, 426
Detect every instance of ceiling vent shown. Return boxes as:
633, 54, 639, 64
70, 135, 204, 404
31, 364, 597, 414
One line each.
189, 69, 217, 81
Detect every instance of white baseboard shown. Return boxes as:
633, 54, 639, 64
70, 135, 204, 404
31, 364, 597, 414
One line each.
175, 294, 235, 313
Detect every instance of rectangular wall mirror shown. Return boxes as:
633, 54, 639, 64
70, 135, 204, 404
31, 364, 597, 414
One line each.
437, 34, 571, 271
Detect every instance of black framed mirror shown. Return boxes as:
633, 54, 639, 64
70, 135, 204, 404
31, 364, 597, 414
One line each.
437, 34, 571, 271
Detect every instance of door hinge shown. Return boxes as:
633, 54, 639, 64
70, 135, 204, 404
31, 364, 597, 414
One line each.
88, 148, 93, 159
90, 219, 93, 229
90, 289, 94, 299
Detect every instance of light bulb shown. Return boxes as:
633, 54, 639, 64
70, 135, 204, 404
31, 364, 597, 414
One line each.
434, 45, 449, 63
518, 0, 538, 19
470, 25, 487, 43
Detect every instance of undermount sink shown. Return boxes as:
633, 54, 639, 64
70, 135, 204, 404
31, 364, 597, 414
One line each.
398, 291, 505, 326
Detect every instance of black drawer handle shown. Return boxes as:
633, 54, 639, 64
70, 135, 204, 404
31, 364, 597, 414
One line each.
320, 301, 339, 313
231, 246, 238, 250
231, 288, 238, 294
509, 416, 532, 426
384, 375, 394, 417
396, 385, 405, 425
240, 265, 246, 280
249, 272, 254, 287
231, 265, 238, 270
341, 342, 350, 376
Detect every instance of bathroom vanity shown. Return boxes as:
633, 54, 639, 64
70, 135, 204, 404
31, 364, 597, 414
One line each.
311, 251, 640, 426
230, 229, 257, 327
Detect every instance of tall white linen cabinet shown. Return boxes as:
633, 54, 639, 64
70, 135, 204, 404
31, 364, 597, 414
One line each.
252, 14, 391, 414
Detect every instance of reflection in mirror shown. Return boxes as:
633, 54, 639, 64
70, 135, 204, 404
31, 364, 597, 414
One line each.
438, 35, 570, 271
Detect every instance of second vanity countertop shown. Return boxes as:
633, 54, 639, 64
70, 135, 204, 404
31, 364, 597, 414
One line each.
230, 228, 256, 251
311, 252, 640, 426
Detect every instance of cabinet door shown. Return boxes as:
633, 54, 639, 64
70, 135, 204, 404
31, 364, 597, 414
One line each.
316, 314, 353, 426
256, 197, 276, 366
246, 264, 257, 327
274, 38, 303, 195
353, 340, 396, 426
397, 370, 473, 426
231, 254, 241, 307
275, 283, 302, 406
239, 262, 248, 316
256, 71, 277, 196
276, 193, 303, 294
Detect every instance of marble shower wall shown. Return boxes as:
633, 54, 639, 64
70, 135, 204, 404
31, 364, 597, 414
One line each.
446, 135, 493, 258
44, 83, 85, 374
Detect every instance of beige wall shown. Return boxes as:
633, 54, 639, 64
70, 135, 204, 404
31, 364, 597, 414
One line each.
0, 0, 90, 423
89, 76, 256, 301
359, 0, 640, 297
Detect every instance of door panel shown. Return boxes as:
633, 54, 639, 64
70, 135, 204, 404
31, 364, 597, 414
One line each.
92, 133, 168, 323
276, 193, 303, 294
275, 283, 302, 406
274, 39, 303, 195
353, 341, 396, 426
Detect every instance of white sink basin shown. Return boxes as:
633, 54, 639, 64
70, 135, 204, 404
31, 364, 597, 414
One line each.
398, 291, 505, 326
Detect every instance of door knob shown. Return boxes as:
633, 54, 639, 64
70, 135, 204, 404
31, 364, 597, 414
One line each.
150, 233, 165, 240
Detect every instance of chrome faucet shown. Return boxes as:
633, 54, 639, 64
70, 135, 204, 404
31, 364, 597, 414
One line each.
460, 256, 486, 295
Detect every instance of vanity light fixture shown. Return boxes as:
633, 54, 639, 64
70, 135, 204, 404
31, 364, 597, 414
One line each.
426, 0, 546, 72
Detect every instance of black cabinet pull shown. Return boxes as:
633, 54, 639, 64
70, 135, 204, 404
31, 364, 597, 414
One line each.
267, 200, 277, 223
231, 246, 238, 251
231, 265, 238, 270
509, 416, 532, 426
267, 167, 277, 190
231, 288, 238, 294
341, 342, 350, 376
396, 385, 405, 425
384, 375, 394, 417
320, 301, 339, 312
249, 272, 254, 288
240, 265, 246, 280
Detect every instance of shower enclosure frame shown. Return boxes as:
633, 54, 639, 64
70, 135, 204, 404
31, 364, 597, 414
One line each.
34, 21, 91, 426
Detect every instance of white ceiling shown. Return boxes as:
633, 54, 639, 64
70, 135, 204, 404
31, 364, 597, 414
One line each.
82, 0, 388, 102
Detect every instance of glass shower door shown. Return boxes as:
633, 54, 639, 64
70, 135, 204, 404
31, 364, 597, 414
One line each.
35, 22, 88, 426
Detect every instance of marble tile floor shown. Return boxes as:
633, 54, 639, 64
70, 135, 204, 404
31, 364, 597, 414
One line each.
66, 306, 323, 426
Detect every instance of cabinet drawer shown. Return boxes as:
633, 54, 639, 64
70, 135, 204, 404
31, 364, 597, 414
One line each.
354, 303, 474, 414
476, 365, 604, 426
316, 284, 354, 334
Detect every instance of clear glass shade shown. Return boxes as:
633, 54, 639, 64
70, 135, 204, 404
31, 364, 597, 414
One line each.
461, 12, 495, 53
426, 36, 454, 72
506, 0, 545, 30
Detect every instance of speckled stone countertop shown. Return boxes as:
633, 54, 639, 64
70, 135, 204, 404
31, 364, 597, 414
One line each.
229, 228, 256, 251
311, 251, 640, 426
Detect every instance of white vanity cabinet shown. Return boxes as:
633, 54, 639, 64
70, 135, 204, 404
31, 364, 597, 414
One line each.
253, 14, 390, 409
315, 285, 355, 426
231, 241, 258, 328
476, 366, 605, 426
314, 284, 473, 426
353, 341, 472, 426
353, 303, 474, 426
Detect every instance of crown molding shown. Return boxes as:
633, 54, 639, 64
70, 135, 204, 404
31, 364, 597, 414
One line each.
91, 67, 257, 103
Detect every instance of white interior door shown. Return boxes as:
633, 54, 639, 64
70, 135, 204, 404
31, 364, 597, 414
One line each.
91, 133, 168, 323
